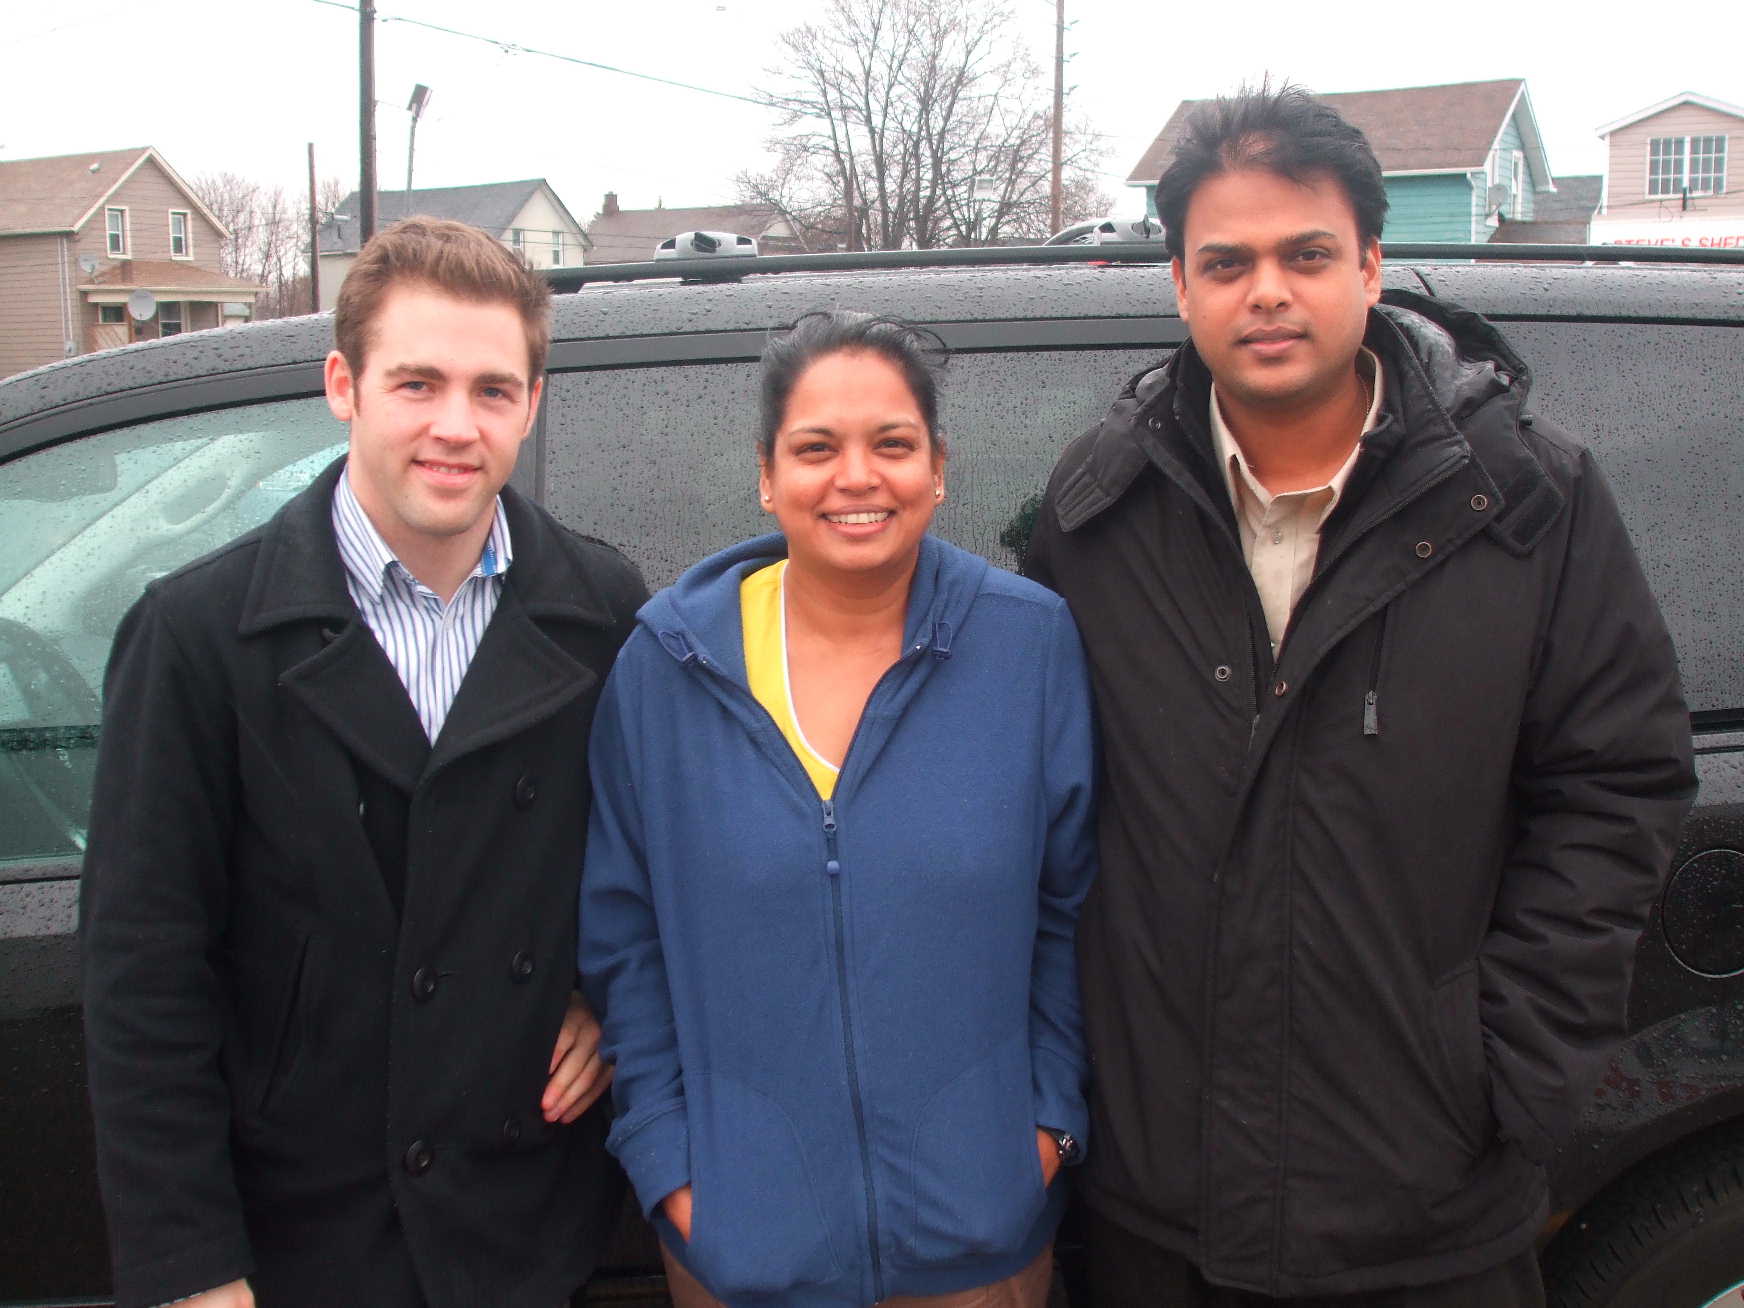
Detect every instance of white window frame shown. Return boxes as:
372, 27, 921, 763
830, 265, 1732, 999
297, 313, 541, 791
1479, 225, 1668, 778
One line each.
158, 301, 185, 337
1649, 134, 1729, 198
105, 207, 129, 257
551, 230, 565, 266
508, 228, 524, 252
169, 210, 191, 259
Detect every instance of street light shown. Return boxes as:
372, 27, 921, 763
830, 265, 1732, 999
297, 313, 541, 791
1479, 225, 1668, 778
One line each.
406, 83, 432, 195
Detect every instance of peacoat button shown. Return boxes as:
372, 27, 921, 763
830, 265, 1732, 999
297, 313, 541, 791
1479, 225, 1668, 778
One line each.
513, 774, 538, 809
501, 1115, 523, 1145
1470, 493, 1489, 512
357, 799, 367, 819
411, 966, 438, 1001
1147, 416, 1163, 431
1274, 680, 1288, 697
1414, 540, 1434, 559
403, 1140, 433, 1175
510, 950, 535, 982
1213, 664, 1232, 682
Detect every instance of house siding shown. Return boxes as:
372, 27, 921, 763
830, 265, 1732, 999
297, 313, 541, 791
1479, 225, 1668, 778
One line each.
0, 234, 76, 379
90, 158, 226, 267
1604, 103, 1744, 221
1383, 174, 1478, 242
507, 189, 586, 269
1489, 118, 1535, 221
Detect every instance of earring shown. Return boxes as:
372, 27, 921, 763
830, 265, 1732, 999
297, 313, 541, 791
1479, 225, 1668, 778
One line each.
934, 486, 943, 499
761, 493, 771, 502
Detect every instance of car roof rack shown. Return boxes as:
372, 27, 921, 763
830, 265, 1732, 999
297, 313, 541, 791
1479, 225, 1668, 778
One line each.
546, 241, 1744, 291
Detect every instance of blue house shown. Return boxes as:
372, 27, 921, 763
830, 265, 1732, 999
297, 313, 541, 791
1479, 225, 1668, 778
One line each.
1126, 79, 1557, 244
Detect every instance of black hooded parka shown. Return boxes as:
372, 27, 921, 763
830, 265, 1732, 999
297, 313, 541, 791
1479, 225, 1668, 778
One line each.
1026, 292, 1695, 1296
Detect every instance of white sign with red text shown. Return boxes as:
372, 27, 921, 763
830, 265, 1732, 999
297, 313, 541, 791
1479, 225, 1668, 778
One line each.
1591, 216, 1744, 249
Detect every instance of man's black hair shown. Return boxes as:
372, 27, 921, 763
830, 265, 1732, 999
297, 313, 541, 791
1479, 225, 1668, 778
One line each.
1158, 82, 1389, 262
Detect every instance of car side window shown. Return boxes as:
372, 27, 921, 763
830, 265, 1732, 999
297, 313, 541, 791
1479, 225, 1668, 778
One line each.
540, 346, 1164, 587
0, 399, 343, 871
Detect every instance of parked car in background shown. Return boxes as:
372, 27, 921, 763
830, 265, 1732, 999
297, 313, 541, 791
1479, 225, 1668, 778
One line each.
1, 242, 1740, 1308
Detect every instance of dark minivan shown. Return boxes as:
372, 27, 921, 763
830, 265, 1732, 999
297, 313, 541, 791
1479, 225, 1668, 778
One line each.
1, 244, 1740, 1307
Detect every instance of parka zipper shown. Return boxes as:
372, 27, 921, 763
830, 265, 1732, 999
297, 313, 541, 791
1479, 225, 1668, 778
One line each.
1363, 605, 1392, 737
822, 798, 885, 1301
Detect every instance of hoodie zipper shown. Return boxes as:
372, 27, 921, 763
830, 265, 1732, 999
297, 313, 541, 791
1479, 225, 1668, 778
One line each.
814, 631, 943, 1302
671, 622, 948, 1301
821, 798, 884, 1301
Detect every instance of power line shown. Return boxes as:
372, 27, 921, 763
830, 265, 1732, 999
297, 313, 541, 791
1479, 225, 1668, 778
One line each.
308, 0, 780, 113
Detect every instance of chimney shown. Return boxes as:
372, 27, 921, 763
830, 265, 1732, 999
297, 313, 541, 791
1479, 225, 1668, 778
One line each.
602, 191, 620, 217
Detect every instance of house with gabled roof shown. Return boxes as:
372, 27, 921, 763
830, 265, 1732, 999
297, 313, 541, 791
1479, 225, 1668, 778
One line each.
1591, 92, 1743, 249
1125, 79, 1559, 245
0, 146, 262, 379
583, 193, 810, 265
316, 178, 590, 309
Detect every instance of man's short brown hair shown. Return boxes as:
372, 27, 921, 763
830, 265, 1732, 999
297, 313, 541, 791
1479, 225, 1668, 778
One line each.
333, 216, 552, 381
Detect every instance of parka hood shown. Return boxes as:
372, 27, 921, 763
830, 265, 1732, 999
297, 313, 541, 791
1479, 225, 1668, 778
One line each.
637, 531, 990, 686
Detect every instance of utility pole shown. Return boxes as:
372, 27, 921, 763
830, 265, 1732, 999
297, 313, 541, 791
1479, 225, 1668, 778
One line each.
359, 0, 378, 240
1050, 0, 1065, 235
308, 143, 321, 314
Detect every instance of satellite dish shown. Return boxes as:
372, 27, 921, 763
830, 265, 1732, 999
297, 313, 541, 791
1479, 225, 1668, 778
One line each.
127, 290, 157, 322
78, 255, 98, 277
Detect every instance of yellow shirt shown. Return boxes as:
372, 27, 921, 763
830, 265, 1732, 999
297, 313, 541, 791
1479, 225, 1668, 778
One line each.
741, 560, 839, 799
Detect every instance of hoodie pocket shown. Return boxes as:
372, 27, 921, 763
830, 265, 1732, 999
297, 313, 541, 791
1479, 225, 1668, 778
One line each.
899, 1029, 1048, 1268
685, 1074, 840, 1297
1429, 962, 1494, 1149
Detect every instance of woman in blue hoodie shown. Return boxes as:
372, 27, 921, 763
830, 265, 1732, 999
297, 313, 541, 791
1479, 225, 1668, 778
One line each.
579, 312, 1096, 1307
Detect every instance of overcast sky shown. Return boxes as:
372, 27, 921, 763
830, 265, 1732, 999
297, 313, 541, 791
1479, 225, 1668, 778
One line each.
7, 0, 1737, 237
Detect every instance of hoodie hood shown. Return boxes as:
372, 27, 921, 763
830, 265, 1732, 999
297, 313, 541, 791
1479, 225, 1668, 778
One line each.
637, 531, 990, 687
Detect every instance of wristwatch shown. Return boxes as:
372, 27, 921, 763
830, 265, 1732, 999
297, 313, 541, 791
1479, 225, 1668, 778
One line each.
1043, 1127, 1082, 1166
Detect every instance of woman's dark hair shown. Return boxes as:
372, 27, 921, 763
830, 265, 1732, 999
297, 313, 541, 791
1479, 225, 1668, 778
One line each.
1158, 82, 1389, 262
758, 311, 949, 460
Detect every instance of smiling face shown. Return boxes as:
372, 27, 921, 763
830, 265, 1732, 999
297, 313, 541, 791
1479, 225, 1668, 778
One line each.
324, 281, 541, 585
759, 348, 943, 585
1171, 166, 1381, 417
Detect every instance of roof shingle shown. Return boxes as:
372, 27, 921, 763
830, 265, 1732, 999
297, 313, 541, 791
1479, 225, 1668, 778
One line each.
0, 147, 153, 234
583, 202, 801, 265
318, 180, 571, 253
1126, 80, 1526, 185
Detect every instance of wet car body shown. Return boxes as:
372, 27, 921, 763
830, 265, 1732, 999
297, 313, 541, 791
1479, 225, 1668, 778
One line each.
0, 244, 1740, 1307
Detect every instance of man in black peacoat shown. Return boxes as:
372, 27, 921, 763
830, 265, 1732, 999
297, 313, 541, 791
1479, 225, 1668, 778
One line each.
80, 219, 647, 1308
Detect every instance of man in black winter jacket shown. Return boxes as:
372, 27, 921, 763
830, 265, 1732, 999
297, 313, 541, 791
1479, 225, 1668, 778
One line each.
1027, 86, 1695, 1306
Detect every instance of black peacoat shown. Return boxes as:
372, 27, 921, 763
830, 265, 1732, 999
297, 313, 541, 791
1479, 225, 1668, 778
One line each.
80, 457, 647, 1308
1027, 293, 1696, 1296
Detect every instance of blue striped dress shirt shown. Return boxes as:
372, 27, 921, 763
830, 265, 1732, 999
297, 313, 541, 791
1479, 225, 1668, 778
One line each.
331, 468, 512, 743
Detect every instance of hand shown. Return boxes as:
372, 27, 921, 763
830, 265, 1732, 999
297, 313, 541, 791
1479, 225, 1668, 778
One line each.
662, 1184, 695, 1242
1037, 1129, 1062, 1187
178, 1281, 255, 1308
542, 991, 613, 1124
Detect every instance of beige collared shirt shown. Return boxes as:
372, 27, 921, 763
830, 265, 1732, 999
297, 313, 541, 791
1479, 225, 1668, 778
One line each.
1211, 349, 1384, 654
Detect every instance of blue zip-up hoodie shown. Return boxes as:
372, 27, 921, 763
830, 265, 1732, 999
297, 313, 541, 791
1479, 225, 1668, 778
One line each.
579, 532, 1096, 1306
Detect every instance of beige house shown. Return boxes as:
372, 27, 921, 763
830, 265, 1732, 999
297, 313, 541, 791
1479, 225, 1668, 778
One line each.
1592, 92, 1743, 249
316, 179, 590, 310
0, 146, 262, 379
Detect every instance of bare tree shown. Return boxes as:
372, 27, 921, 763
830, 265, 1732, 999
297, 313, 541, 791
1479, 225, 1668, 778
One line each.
738, 0, 1107, 250
192, 171, 347, 319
